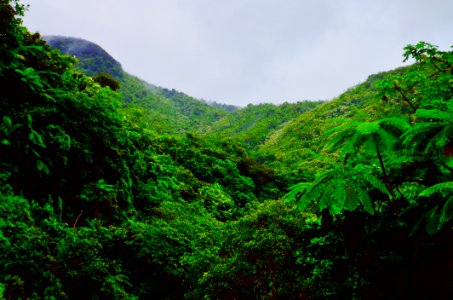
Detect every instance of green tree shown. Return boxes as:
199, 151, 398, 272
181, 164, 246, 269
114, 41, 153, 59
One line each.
286, 162, 388, 216
325, 117, 410, 199
92, 71, 120, 91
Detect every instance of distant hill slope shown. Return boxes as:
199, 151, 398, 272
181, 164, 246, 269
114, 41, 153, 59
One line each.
43, 36, 230, 134
206, 101, 323, 153
119, 72, 228, 133
254, 66, 414, 182
45, 35, 411, 156
43, 36, 325, 139
44, 36, 123, 78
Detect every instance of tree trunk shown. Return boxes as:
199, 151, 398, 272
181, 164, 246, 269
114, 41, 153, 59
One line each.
376, 148, 396, 199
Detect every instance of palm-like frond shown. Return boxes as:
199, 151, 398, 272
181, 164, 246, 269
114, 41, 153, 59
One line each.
376, 128, 399, 152
402, 122, 436, 146
416, 109, 453, 122
325, 126, 355, 152
419, 182, 453, 234
439, 196, 453, 229
420, 181, 453, 197
424, 196, 453, 235
403, 120, 452, 155
288, 163, 384, 216
325, 118, 407, 161
320, 117, 406, 204
357, 188, 374, 215
318, 180, 343, 214
379, 117, 411, 132
428, 125, 453, 151
356, 121, 380, 135
285, 169, 337, 211
302, 169, 339, 199
362, 173, 391, 197
341, 134, 365, 158
284, 182, 311, 202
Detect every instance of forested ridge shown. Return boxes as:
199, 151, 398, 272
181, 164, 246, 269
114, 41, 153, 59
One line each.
44, 35, 231, 135
0, 1, 452, 299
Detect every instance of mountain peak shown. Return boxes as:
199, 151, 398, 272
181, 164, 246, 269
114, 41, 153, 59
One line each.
43, 35, 123, 78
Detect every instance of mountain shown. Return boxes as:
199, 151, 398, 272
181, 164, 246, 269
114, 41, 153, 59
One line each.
43, 36, 328, 139
41, 36, 422, 183
3, 3, 453, 298
254, 65, 417, 182
44, 35, 123, 78
43, 36, 230, 134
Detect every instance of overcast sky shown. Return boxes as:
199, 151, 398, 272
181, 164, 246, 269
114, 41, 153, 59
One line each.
23, 0, 452, 106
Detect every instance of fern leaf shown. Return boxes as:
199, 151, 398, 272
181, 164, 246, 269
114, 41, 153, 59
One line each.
402, 122, 441, 151
420, 126, 450, 154
306, 169, 339, 195
318, 184, 339, 214
416, 109, 453, 122
356, 121, 380, 135
363, 173, 390, 196
361, 138, 378, 156
379, 117, 411, 132
299, 186, 325, 211
325, 128, 353, 152
297, 196, 314, 211
439, 196, 453, 229
331, 178, 347, 214
358, 188, 374, 215
388, 154, 414, 167
434, 125, 453, 149
340, 137, 359, 158
420, 181, 453, 197
296, 170, 338, 211
376, 128, 399, 152
284, 182, 310, 202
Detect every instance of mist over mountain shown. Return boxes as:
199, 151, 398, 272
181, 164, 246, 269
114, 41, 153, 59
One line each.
2, 4, 452, 297
43, 36, 323, 140
44, 35, 234, 133
44, 35, 123, 78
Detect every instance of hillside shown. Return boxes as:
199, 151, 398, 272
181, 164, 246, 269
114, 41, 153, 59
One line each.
205, 101, 323, 153
44, 36, 326, 138
44, 35, 123, 78
1, 2, 452, 299
255, 67, 414, 182
44, 35, 229, 134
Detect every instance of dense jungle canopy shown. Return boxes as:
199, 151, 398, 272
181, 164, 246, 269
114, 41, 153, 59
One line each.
0, 1, 452, 298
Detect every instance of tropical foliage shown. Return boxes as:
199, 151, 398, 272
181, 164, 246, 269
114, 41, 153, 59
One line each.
0, 1, 452, 298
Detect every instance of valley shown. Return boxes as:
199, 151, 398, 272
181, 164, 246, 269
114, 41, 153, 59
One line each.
1, 1, 452, 298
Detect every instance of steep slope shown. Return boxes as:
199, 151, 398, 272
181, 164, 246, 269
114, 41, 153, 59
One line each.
120, 72, 228, 133
43, 36, 229, 134
205, 101, 323, 152
256, 65, 415, 182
